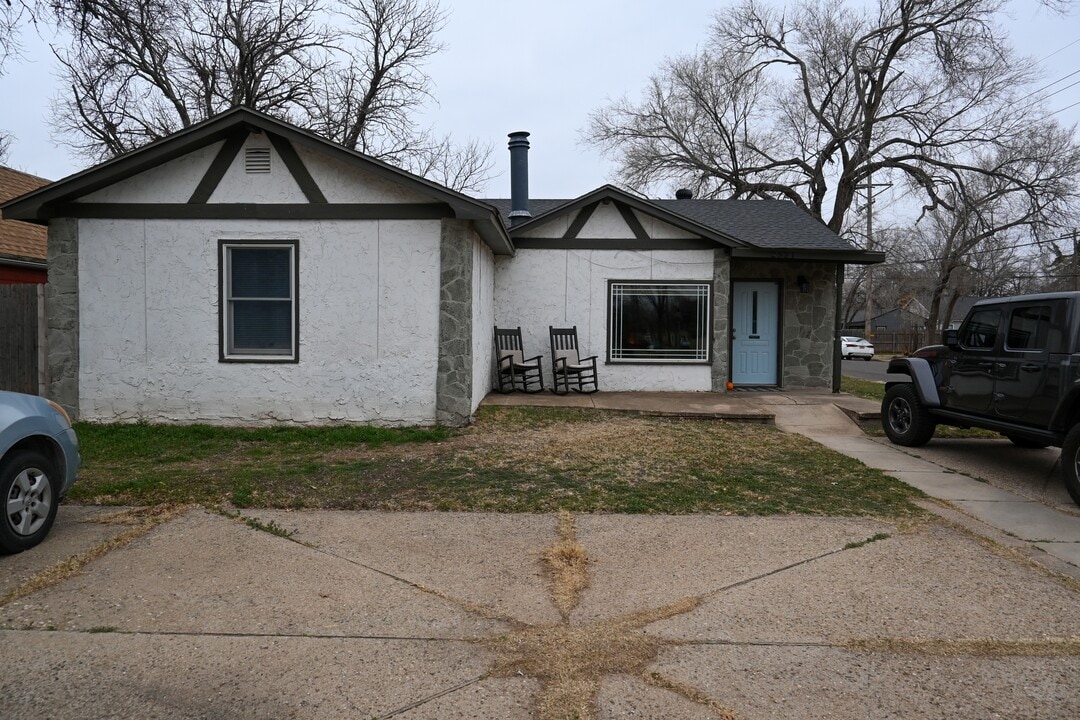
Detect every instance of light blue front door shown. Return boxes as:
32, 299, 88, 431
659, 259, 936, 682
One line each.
731, 281, 779, 385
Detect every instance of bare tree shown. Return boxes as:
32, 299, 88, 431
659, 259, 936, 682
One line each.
587, 0, 1075, 235
47, 0, 490, 190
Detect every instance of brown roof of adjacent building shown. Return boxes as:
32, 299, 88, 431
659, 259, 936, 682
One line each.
0, 166, 51, 264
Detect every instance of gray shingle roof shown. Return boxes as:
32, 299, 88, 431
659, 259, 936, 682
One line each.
482, 196, 855, 252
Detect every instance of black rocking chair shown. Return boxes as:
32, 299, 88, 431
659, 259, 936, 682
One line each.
494, 326, 545, 393
549, 326, 599, 395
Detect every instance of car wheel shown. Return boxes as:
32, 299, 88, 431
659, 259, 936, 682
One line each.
1006, 435, 1049, 449
864, 356, 873, 361
1061, 424, 1080, 506
882, 384, 936, 447
0, 449, 60, 554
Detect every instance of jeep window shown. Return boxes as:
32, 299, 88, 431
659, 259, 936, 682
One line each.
959, 308, 1000, 349
1006, 305, 1051, 350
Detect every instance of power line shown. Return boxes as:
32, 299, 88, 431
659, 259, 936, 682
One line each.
1042, 77, 1080, 101
1037, 37, 1080, 63
872, 232, 1078, 267
1053, 98, 1080, 115
1029, 68, 1080, 96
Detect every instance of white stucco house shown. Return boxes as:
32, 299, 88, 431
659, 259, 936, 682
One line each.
1, 108, 883, 426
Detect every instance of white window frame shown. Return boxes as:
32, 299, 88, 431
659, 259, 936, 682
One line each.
219, 240, 299, 362
608, 281, 712, 363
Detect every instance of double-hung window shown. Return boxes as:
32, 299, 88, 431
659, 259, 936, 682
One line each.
220, 240, 298, 362
608, 281, 711, 362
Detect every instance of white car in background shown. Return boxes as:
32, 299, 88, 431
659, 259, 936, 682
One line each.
840, 336, 875, 360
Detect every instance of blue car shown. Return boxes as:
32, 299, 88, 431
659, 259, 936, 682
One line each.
0, 391, 80, 554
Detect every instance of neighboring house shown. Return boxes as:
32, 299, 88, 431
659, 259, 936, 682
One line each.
0, 166, 51, 394
1, 108, 883, 426
846, 295, 929, 334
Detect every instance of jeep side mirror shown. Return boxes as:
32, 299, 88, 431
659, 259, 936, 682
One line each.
943, 329, 959, 347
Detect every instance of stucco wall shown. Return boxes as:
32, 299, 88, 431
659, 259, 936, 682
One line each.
471, 235, 495, 409
493, 249, 716, 392
731, 259, 837, 389
77, 218, 443, 424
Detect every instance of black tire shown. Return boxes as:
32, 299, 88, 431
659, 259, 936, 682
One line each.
881, 384, 936, 447
1006, 435, 1049, 449
1061, 424, 1080, 506
864, 356, 873, 361
0, 449, 60, 554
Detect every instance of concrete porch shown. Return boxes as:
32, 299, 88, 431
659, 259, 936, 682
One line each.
479, 388, 882, 425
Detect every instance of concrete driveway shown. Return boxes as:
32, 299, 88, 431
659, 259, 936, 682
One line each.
2, 504, 1079, 719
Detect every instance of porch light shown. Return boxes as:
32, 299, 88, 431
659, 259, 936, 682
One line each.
797, 275, 810, 293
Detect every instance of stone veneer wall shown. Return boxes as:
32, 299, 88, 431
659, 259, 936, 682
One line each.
711, 249, 731, 392
45, 219, 79, 418
436, 219, 474, 426
731, 259, 837, 389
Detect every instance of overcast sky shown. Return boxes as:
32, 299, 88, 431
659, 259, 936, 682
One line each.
1, 0, 1078, 210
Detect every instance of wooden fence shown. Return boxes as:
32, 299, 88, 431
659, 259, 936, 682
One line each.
862, 329, 928, 356
0, 284, 41, 394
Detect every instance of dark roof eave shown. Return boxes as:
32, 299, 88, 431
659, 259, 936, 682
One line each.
730, 248, 886, 264
0, 254, 47, 269
452, 202, 515, 255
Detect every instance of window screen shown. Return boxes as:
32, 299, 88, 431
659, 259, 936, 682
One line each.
222, 242, 297, 360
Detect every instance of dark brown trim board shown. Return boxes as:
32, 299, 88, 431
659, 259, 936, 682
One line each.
267, 132, 328, 204
562, 202, 598, 239
614, 200, 649, 240
43, 202, 454, 220
188, 132, 248, 204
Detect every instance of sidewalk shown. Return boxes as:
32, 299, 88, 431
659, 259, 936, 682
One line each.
484, 390, 1080, 575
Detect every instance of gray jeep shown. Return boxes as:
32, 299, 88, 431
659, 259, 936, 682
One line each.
881, 291, 1080, 506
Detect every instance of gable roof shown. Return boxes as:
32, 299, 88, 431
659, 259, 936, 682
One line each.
0, 166, 49, 266
484, 185, 884, 264
0, 107, 513, 255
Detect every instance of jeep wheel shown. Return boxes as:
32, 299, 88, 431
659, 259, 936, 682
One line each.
882, 384, 936, 447
1061, 424, 1080, 506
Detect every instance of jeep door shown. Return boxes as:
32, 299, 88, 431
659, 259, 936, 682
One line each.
946, 306, 1001, 414
993, 300, 1065, 424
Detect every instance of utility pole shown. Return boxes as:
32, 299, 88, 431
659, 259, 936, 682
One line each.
1073, 229, 1079, 292
863, 169, 874, 339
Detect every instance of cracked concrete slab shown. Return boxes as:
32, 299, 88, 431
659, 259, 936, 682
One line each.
0, 506, 136, 597
596, 674, 716, 718
243, 510, 563, 626
649, 644, 1080, 720
950, 499, 1080, 542
571, 515, 891, 624
647, 524, 1080, 644
0, 630, 535, 720
2, 509, 508, 638
885, 470, 1023, 501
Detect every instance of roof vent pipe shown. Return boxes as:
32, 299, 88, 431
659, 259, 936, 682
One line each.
675, 188, 694, 200
508, 131, 532, 225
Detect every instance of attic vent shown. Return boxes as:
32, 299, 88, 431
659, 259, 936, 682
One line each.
245, 147, 271, 174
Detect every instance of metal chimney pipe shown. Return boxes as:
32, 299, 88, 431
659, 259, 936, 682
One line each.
508, 131, 531, 225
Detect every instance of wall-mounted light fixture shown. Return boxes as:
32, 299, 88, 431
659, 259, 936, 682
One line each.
797, 275, 810, 294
